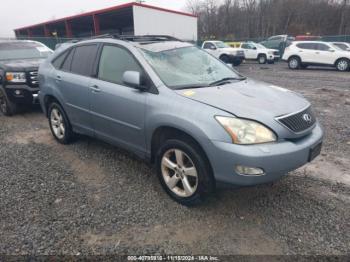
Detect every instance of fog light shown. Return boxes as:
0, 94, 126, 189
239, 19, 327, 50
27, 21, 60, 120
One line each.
14, 90, 22, 95
235, 165, 265, 176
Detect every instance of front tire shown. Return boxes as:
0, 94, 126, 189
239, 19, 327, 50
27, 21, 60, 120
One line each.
48, 102, 75, 144
220, 55, 231, 64
288, 57, 301, 69
258, 54, 267, 64
155, 139, 215, 206
336, 58, 350, 72
233, 59, 243, 66
0, 88, 17, 116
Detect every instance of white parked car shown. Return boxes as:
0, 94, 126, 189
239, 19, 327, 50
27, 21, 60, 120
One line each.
282, 41, 350, 71
202, 41, 245, 66
240, 42, 280, 64
332, 42, 350, 51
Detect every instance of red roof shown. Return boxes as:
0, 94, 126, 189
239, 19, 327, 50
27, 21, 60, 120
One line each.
15, 2, 197, 31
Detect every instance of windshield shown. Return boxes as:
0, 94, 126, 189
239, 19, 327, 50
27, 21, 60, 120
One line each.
0, 42, 52, 61
140, 46, 241, 89
214, 42, 230, 48
329, 44, 343, 51
332, 43, 348, 51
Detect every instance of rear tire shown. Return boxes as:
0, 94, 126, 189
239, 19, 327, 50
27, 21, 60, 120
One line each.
48, 102, 75, 144
233, 60, 243, 66
220, 54, 231, 64
0, 88, 18, 116
155, 139, 215, 206
288, 57, 301, 69
258, 54, 267, 64
335, 58, 350, 72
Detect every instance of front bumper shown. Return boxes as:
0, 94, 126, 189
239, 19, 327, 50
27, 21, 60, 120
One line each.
4, 84, 39, 104
207, 123, 324, 186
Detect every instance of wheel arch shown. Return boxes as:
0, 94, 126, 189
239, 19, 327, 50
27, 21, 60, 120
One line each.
150, 126, 211, 170
334, 57, 350, 66
44, 95, 62, 117
288, 55, 301, 62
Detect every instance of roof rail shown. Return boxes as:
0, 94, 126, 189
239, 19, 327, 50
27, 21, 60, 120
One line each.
89, 34, 182, 42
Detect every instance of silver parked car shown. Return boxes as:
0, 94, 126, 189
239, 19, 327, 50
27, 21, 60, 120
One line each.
38, 35, 323, 205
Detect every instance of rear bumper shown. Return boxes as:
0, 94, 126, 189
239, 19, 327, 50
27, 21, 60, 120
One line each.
206, 123, 324, 186
4, 84, 39, 104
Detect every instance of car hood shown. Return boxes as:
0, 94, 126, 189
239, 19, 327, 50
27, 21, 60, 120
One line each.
175, 79, 309, 123
0, 58, 45, 71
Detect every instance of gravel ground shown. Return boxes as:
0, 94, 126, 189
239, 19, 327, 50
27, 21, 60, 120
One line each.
0, 62, 349, 256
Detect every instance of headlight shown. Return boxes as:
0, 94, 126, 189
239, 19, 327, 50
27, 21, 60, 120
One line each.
216, 116, 277, 144
268, 51, 274, 55
6, 72, 26, 83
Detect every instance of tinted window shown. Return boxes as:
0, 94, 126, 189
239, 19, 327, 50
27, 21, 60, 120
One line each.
61, 49, 74, 71
334, 43, 347, 50
70, 45, 99, 76
52, 51, 68, 69
316, 43, 330, 51
296, 43, 316, 50
98, 45, 142, 85
203, 43, 214, 49
241, 44, 249, 49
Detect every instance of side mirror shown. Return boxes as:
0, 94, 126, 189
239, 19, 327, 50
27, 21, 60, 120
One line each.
122, 71, 147, 91
252, 47, 257, 50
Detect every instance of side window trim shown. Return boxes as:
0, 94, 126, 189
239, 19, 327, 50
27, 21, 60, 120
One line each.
95, 43, 157, 94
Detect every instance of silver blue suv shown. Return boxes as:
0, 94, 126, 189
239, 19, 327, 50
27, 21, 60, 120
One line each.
38, 35, 323, 205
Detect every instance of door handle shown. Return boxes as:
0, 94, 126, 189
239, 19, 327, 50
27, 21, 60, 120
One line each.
55, 75, 62, 81
315, 52, 320, 54
90, 85, 101, 93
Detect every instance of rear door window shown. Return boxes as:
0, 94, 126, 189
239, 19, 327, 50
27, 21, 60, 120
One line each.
70, 44, 99, 76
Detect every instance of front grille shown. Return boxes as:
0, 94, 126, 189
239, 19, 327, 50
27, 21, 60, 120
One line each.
28, 71, 38, 86
276, 107, 316, 133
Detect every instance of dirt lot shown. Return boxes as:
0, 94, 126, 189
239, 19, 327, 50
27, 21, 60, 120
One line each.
0, 62, 349, 256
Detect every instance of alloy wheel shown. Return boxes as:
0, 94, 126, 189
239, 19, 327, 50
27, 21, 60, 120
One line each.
337, 60, 349, 71
50, 108, 65, 139
161, 149, 198, 198
289, 58, 299, 69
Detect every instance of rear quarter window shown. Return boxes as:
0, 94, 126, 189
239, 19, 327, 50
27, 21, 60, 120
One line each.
52, 51, 68, 69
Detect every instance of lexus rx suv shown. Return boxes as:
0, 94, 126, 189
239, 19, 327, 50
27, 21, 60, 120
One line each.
0, 40, 52, 115
38, 35, 323, 205
283, 41, 350, 71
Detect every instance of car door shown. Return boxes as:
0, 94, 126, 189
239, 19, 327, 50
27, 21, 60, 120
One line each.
89, 44, 147, 154
296, 43, 316, 63
315, 43, 338, 65
203, 42, 219, 58
241, 43, 257, 59
55, 44, 99, 135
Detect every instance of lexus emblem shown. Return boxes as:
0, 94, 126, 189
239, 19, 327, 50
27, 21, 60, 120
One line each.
302, 113, 312, 123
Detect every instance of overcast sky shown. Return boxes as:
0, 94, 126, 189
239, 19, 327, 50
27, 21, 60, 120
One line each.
0, 0, 187, 37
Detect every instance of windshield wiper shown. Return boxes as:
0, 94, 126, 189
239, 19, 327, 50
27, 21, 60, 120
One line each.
174, 84, 210, 90
209, 77, 246, 86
